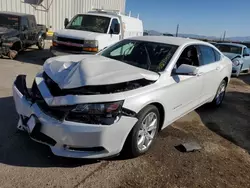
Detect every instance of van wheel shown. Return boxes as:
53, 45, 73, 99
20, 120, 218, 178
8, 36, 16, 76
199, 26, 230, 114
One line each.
211, 80, 227, 107
123, 105, 160, 158
37, 36, 45, 50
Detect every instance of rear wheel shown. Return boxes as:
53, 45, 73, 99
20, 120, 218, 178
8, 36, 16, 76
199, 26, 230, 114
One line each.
123, 105, 160, 158
211, 80, 227, 107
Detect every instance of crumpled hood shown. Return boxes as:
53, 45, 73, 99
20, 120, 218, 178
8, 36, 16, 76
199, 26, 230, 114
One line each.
0, 27, 18, 38
56, 29, 106, 40
43, 55, 160, 89
223, 52, 242, 60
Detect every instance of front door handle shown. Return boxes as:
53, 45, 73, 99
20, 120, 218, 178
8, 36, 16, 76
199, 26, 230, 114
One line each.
216, 67, 220, 70
197, 72, 202, 76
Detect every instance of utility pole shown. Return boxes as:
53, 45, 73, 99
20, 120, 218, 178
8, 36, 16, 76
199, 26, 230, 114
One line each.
176, 24, 179, 37
222, 31, 226, 41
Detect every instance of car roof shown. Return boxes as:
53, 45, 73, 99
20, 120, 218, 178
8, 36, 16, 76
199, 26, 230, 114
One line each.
216, 43, 246, 48
127, 36, 209, 46
0, 11, 33, 17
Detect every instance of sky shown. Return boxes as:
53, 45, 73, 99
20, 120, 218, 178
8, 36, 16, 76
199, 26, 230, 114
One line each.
126, 0, 250, 37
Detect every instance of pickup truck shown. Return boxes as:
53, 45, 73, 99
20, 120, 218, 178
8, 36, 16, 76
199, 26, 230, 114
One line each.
0, 11, 47, 59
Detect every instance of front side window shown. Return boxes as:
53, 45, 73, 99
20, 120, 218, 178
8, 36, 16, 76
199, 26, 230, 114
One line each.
66, 15, 110, 33
175, 45, 200, 68
215, 44, 242, 55
243, 48, 249, 55
101, 40, 178, 72
109, 18, 119, 34
0, 14, 20, 29
199, 45, 216, 65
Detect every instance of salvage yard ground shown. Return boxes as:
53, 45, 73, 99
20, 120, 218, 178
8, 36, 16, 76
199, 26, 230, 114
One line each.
0, 45, 250, 188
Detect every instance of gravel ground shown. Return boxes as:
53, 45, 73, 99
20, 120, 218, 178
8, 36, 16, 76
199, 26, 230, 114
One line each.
0, 46, 250, 188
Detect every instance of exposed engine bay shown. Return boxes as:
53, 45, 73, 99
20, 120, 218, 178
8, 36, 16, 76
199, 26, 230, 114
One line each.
43, 72, 155, 96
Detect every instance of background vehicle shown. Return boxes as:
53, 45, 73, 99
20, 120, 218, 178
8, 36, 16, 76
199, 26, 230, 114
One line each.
50, 8, 143, 56
215, 43, 250, 76
0, 11, 47, 59
13, 36, 232, 159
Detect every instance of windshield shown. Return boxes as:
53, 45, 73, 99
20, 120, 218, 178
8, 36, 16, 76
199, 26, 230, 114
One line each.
66, 15, 110, 33
0, 14, 20, 29
215, 44, 242, 54
101, 40, 178, 72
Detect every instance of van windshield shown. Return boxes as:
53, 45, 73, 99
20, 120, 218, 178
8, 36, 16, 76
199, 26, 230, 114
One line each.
101, 40, 178, 72
0, 14, 20, 29
66, 15, 110, 33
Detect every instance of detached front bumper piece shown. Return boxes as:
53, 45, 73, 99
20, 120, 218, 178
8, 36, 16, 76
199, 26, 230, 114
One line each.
12, 75, 138, 159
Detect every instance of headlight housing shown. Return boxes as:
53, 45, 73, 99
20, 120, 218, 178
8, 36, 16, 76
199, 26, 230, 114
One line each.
84, 40, 98, 47
232, 59, 241, 66
66, 101, 123, 125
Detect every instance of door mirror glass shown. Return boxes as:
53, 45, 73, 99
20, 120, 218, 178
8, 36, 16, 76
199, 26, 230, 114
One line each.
64, 18, 69, 28
175, 64, 198, 76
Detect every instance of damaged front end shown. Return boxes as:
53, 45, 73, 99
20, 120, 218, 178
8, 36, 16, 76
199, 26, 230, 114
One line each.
43, 72, 155, 96
0, 36, 18, 59
15, 72, 141, 127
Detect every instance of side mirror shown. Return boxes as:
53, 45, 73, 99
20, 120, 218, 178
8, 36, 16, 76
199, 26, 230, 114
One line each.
64, 18, 69, 28
114, 23, 120, 34
243, 53, 249, 57
175, 64, 198, 76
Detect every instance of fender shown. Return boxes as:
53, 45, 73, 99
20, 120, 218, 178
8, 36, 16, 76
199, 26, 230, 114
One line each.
2, 37, 22, 49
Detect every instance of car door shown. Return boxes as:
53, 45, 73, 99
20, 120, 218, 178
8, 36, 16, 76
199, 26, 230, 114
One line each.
197, 45, 222, 102
108, 18, 121, 46
28, 16, 38, 44
165, 45, 203, 123
20, 16, 31, 47
242, 47, 250, 71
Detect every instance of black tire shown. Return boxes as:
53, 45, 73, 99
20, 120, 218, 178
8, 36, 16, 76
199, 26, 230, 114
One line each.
122, 105, 160, 158
37, 36, 45, 50
211, 80, 227, 107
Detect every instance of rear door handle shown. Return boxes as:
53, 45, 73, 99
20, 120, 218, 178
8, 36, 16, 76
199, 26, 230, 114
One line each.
216, 67, 220, 70
197, 72, 202, 76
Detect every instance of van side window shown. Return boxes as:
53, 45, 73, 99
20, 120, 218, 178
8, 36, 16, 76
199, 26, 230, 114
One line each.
109, 19, 119, 34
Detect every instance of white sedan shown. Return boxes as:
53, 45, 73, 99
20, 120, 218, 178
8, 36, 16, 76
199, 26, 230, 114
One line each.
12, 36, 232, 159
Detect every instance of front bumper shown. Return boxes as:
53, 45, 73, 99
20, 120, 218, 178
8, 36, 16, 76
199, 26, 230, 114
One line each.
50, 46, 97, 56
12, 75, 138, 159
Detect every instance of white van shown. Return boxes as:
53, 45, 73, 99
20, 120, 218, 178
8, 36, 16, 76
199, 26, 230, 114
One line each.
50, 9, 143, 56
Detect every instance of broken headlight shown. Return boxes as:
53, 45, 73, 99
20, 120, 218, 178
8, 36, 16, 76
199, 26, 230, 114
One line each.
65, 101, 124, 125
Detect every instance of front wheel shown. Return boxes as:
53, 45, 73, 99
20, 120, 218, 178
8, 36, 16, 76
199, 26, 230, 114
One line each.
211, 80, 227, 107
37, 36, 45, 50
123, 105, 160, 158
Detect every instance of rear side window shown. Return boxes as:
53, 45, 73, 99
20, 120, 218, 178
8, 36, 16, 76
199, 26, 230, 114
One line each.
213, 49, 221, 61
199, 45, 216, 65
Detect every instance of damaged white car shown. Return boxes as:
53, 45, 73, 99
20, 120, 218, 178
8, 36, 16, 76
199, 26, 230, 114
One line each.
13, 36, 232, 159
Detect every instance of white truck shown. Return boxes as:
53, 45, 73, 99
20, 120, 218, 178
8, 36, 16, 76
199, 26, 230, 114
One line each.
50, 9, 143, 56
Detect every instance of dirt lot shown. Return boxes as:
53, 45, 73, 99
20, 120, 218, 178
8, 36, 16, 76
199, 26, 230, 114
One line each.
0, 46, 250, 188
